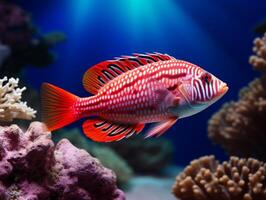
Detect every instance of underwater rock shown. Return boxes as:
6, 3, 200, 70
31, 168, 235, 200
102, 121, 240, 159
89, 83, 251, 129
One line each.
0, 77, 36, 122
172, 155, 266, 200
208, 33, 266, 161
0, 1, 66, 77
108, 136, 173, 173
0, 122, 125, 200
53, 128, 133, 186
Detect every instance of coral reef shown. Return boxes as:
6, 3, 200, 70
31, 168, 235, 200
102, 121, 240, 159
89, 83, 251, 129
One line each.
53, 128, 133, 186
172, 155, 266, 200
0, 77, 36, 122
208, 33, 266, 161
0, 122, 125, 200
108, 136, 173, 173
249, 33, 266, 73
0, 1, 66, 77
208, 77, 266, 159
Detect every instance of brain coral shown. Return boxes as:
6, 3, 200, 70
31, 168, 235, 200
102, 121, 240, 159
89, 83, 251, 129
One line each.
172, 155, 266, 200
0, 122, 125, 200
208, 33, 266, 161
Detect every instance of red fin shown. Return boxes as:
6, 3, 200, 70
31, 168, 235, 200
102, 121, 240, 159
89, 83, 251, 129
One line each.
145, 117, 178, 138
41, 83, 79, 131
82, 118, 145, 142
82, 52, 173, 94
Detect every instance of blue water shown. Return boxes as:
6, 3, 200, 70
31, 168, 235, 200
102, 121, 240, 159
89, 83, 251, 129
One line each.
15, 0, 266, 165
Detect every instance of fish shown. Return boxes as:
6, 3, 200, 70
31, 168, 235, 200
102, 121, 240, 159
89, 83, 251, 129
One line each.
41, 53, 228, 142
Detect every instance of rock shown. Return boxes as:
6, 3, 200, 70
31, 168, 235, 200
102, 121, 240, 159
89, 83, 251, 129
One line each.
0, 122, 125, 200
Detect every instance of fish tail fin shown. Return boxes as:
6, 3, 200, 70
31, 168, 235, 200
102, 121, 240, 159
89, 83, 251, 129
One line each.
41, 83, 79, 131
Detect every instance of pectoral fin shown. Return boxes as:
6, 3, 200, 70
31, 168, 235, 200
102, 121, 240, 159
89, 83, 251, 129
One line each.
145, 117, 178, 138
178, 84, 192, 103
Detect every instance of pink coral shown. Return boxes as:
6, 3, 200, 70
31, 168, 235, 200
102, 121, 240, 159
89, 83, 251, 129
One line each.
0, 122, 125, 200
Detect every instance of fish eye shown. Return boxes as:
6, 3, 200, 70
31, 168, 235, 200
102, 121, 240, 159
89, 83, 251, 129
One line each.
200, 73, 212, 84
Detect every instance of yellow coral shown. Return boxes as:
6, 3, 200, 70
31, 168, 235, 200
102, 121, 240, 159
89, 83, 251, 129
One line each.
0, 77, 36, 122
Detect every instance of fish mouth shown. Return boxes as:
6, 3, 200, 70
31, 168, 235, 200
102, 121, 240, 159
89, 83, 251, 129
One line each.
219, 83, 228, 95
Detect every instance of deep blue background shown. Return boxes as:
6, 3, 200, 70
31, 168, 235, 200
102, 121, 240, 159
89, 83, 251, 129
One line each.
14, 0, 266, 165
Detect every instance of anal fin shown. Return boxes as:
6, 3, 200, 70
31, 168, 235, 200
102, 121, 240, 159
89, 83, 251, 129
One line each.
145, 117, 178, 138
82, 118, 145, 142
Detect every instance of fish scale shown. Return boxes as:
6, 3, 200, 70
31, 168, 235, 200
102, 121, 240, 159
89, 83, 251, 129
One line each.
76, 60, 191, 123
41, 52, 228, 142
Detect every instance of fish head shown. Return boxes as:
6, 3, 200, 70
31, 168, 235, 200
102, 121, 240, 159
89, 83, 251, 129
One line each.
177, 69, 228, 115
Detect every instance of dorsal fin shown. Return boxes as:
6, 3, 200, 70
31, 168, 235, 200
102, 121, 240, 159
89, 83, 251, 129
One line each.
82, 52, 173, 94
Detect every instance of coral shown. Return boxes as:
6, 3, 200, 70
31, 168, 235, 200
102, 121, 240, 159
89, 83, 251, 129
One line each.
172, 155, 266, 200
0, 122, 125, 200
0, 77, 36, 122
0, 1, 66, 77
108, 136, 173, 173
249, 33, 266, 73
208, 77, 266, 160
53, 128, 133, 186
208, 33, 266, 161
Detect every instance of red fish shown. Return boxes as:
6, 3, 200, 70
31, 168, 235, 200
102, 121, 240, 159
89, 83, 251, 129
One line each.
42, 53, 228, 142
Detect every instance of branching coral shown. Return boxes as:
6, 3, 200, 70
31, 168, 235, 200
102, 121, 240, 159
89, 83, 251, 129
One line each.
0, 122, 125, 200
249, 33, 266, 73
208, 33, 266, 161
172, 155, 266, 200
0, 77, 36, 122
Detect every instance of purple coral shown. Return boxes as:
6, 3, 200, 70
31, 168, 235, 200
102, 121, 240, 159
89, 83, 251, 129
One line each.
0, 122, 125, 200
